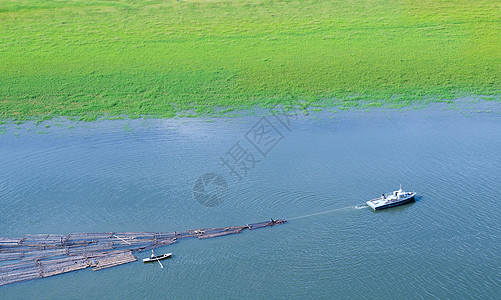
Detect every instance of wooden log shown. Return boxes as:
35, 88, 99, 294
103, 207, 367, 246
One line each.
198, 228, 243, 239
113, 242, 155, 251
23, 234, 49, 239
90, 251, 137, 271
0, 260, 41, 286
136, 238, 177, 252
109, 237, 158, 246
0, 269, 40, 281
62, 240, 90, 247
22, 234, 66, 247
0, 252, 22, 261
67, 233, 113, 241
0, 270, 41, 286
154, 232, 176, 239
0, 260, 37, 273
68, 243, 114, 255
22, 248, 68, 261
0, 246, 35, 253
0, 218, 286, 286
40, 256, 89, 277
22, 234, 65, 241
247, 219, 287, 229
0, 237, 23, 246
247, 221, 269, 229
113, 232, 156, 239
44, 234, 66, 240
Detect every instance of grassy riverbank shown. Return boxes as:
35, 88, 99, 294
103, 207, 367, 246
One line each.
0, 0, 499, 120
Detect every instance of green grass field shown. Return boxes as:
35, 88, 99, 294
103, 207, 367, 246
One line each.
0, 0, 500, 120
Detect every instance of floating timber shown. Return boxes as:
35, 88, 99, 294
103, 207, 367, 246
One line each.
0, 218, 286, 286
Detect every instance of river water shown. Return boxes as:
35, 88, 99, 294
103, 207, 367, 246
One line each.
1, 103, 500, 299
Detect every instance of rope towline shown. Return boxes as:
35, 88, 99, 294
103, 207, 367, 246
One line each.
288, 204, 366, 221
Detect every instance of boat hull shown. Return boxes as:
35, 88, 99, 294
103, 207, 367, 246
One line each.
143, 253, 172, 262
367, 195, 415, 211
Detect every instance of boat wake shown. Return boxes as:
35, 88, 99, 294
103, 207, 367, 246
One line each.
288, 204, 364, 221
288, 203, 369, 221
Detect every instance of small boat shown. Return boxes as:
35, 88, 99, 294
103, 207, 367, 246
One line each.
367, 185, 416, 211
143, 250, 172, 263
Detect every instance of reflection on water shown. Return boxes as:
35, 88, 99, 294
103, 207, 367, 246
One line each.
0, 104, 500, 298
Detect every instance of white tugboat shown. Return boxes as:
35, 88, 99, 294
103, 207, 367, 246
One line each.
367, 185, 416, 211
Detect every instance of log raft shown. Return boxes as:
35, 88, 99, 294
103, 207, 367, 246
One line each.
0, 218, 286, 286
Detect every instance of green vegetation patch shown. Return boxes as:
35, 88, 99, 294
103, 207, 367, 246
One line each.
0, 0, 500, 120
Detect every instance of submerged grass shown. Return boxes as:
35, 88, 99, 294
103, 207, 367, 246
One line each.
0, 0, 500, 120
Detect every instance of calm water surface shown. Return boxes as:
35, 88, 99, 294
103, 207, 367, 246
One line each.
1, 104, 500, 299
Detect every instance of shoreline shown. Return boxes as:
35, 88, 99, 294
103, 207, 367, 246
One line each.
1, 95, 499, 126
1, 98, 499, 137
